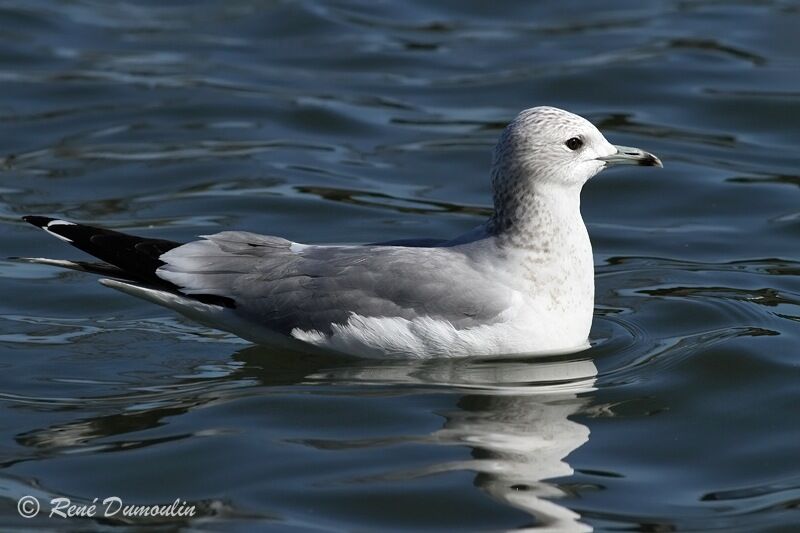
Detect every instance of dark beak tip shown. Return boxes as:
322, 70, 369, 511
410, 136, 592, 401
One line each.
639, 154, 663, 168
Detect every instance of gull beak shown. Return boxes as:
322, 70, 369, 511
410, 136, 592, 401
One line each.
597, 145, 663, 168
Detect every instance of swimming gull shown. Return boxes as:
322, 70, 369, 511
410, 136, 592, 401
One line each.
21, 106, 661, 358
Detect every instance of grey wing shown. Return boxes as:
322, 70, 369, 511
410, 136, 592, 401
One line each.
156, 231, 513, 335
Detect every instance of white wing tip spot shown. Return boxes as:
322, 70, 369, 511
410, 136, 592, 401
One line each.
45, 220, 77, 227
43, 219, 77, 242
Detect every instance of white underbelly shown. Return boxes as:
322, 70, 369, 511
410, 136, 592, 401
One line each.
286, 309, 592, 359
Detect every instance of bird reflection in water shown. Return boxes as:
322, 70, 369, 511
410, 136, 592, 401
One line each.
307, 353, 597, 531
9, 346, 596, 530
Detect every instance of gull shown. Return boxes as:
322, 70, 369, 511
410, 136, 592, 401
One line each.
20, 106, 661, 358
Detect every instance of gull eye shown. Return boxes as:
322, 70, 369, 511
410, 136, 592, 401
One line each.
565, 137, 583, 151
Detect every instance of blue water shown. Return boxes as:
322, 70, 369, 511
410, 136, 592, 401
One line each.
1, 1, 800, 530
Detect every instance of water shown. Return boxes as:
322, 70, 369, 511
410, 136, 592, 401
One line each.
1, 0, 799, 530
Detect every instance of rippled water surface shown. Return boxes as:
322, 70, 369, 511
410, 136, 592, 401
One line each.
1, 1, 800, 530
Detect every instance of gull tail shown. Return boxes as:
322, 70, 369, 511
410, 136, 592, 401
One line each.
97, 277, 233, 326
19, 216, 235, 308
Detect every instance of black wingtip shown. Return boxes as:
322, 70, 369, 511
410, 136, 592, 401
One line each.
20, 216, 235, 308
22, 215, 57, 229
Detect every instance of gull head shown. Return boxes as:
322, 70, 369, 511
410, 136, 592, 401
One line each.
491, 106, 662, 191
